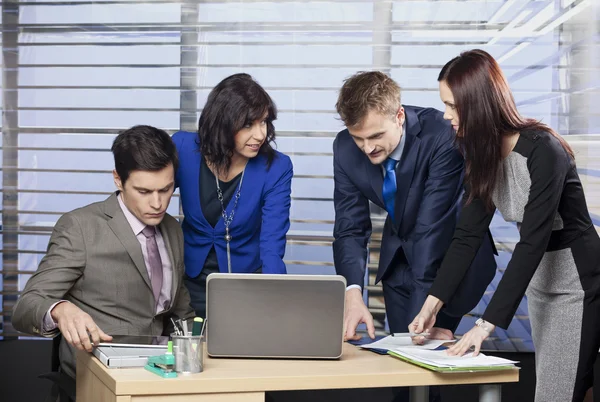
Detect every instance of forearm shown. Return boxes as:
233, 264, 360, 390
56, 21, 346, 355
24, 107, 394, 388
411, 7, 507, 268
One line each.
13, 292, 64, 336
333, 236, 368, 287
260, 256, 286, 274
422, 294, 444, 315
259, 232, 288, 274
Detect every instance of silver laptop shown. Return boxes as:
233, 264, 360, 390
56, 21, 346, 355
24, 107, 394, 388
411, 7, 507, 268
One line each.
206, 273, 346, 359
93, 335, 169, 368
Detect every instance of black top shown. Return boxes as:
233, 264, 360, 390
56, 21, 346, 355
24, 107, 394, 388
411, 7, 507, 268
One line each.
429, 130, 593, 329
199, 158, 242, 274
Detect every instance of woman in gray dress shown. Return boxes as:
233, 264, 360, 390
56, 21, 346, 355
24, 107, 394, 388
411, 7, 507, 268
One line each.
410, 49, 599, 402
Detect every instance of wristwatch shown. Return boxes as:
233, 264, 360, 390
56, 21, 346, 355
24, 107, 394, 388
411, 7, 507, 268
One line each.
475, 318, 494, 334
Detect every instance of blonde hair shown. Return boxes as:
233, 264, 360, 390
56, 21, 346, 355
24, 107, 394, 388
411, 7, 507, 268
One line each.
335, 71, 401, 128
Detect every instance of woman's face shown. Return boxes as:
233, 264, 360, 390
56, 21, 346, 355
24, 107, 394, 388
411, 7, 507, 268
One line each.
233, 112, 268, 161
439, 80, 460, 135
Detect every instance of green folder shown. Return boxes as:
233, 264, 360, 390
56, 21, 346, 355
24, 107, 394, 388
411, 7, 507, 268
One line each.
387, 351, 517, 373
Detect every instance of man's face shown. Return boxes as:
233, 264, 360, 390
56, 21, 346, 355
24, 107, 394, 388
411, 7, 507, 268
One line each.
113, 164, 175, 226
348, 108, 404, 165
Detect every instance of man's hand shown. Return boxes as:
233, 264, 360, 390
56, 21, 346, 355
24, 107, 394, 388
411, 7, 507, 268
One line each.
344, 288, 375, 341
51, 302, 112, 352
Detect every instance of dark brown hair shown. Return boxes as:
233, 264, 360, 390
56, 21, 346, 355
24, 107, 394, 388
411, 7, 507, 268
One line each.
336, 71, 401, 128
198, 73, 277, 176
438, 49, 574, 210
112, 125, 178, 185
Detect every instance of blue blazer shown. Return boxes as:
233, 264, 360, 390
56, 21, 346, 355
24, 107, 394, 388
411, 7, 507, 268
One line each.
333, 105, 497, 317
172, 131, 293, 276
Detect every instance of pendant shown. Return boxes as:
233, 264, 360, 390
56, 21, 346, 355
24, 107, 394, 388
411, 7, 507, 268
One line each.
225, 233, 232, 242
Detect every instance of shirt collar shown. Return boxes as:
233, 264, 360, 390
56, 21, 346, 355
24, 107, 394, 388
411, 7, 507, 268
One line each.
117, 192, 147, 236
388, 120, 407, 162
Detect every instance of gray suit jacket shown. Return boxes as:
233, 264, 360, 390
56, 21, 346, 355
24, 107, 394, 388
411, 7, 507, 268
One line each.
12, 192, 194, 378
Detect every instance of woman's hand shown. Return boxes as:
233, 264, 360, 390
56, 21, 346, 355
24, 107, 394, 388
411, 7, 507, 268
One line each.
409, 295, 444, 344
446, 324, 494, 357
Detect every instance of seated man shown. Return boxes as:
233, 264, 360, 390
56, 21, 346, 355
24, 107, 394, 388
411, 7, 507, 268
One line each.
12, 125, 194, 385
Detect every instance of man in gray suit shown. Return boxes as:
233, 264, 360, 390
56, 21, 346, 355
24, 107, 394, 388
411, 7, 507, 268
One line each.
12, 125, 194, 382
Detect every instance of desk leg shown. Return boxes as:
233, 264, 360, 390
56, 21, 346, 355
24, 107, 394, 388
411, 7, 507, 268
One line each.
479, 384, 501, 402
410, 386, 429, 402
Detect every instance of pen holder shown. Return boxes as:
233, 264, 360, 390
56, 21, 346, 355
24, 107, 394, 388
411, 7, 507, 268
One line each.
172, 335, 204, 374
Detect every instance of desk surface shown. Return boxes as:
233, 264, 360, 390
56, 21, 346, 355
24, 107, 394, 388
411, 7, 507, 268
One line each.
78, 343, 519, 397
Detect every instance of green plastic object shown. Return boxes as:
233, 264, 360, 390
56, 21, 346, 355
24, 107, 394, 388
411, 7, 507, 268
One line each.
144, 341, 177, 378
144, 362, 177, 378
192, 317, 204, 336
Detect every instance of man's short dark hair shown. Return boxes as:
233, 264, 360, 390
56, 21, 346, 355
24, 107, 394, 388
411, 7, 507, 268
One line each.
111, 125, 179, 184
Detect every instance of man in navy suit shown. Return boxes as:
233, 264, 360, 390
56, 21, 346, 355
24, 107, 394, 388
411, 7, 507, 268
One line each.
333, 71, 497, 344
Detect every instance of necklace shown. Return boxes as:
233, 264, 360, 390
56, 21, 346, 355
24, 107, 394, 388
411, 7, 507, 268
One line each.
215, 167, 246, 273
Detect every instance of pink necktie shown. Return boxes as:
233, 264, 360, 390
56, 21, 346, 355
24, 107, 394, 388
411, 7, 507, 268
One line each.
141, 226, 163, 310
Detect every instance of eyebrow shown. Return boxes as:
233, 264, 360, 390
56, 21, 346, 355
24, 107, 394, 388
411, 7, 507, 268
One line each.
352, 131, 385, 140
245, 114, 269, 125
133, 182, 174, 192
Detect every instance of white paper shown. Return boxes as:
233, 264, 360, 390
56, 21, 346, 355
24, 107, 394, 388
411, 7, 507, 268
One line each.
360, 335, 518, 369
390, 347, 519, 368
360, 335, 455, 351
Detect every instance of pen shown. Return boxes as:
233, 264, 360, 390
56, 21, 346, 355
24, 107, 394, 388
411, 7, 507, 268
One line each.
171, 318, 182, 336
170, 318, 179, 335
175, 318, 185, 335
392, 332, 430, 338
181, 320, 189, 336
200, 318, 207, 338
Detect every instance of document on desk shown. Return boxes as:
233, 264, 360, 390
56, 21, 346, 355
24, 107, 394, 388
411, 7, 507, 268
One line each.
360, 335, 519, 373
360, 335, 454, 351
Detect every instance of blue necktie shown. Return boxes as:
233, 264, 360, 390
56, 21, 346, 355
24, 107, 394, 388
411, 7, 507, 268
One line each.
382, 158, 397, 222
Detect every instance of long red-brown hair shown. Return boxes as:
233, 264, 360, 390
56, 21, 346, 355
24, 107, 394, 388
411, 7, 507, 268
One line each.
438, 49, 574, 210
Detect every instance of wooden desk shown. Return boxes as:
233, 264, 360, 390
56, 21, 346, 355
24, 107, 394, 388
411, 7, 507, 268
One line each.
76, 343, 518, 402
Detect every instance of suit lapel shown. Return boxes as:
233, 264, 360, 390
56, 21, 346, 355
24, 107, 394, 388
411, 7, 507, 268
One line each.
104, 193, 153, 292
393, 107, 422, 231
158, 220, 179, 302
367, 157, 384, 207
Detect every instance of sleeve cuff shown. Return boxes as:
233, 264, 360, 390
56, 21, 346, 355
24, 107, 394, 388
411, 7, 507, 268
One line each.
346, 284, 362, 292
42, 300, 68, 333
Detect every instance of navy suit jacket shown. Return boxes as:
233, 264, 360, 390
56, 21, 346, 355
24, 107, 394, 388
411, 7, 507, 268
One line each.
333, 105, 496, 317
172, 131, 293, 276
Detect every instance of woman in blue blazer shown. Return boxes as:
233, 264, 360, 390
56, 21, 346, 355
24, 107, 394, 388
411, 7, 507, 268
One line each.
172, 73, 293, 317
